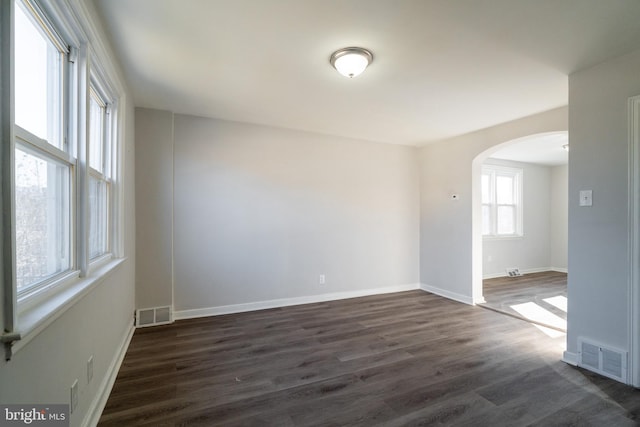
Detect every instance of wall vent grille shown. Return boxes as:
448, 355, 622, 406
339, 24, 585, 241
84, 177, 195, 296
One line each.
136, 306, 173, 328
578, 338, 627, 382
506, 268, 522, 277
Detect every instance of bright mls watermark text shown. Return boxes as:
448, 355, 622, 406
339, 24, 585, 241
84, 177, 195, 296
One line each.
1, 405, 68, 426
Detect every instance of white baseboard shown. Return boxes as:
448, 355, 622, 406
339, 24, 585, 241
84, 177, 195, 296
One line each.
83, 322, 135, 427
482, 267, 563, 280
473, 295, 487, 305
419, 283, 474, 305
482, 272, 506, 280
174, 284, 421, 320
562, 350, 578, 366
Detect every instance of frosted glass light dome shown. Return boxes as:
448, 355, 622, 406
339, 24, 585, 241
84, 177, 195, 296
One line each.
330, 47, 373, 78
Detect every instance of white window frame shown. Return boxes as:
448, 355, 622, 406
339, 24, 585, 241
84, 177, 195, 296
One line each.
2, 0, 125, 358
13, 0, 76, 301
482, 165, 523, 238
87, 75, 115, 265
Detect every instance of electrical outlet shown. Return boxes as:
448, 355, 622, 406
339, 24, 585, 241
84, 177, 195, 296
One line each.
70, 379, 78, 414
87, 356, 94, 383
319, 274, 326, 285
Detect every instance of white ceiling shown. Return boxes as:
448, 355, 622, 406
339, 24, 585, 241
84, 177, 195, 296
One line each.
94, 0, 640, 146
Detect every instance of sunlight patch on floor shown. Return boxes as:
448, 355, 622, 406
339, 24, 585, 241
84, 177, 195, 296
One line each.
543, 295, 567, 312
511, 301, 567, 331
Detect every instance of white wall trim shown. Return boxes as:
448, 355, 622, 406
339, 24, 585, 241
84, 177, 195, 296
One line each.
82, 323, 135, 427
12, 259, 125, 356
174, 284, 421, 320
419, 283, 479, 305
482, 272, 505, 280
551, 267, 568, 274
482, 267, 560, 280
628, 94, 640, 387
562, 350, 578, 366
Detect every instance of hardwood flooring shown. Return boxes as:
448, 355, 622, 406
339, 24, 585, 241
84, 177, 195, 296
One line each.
99, 290, 639, 426
481, 271, 567, 331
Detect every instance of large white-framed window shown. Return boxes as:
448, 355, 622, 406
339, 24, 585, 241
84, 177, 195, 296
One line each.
482, 165, 523, 237
2, 0, 123, 358
11, 0, 120, 302
14, 0, 74, 297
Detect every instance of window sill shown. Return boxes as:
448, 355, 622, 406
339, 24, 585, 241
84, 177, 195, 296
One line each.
483, 235, 524, 241
11, 257, 126, 356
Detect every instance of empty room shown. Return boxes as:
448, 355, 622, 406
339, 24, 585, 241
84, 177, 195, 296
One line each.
479, 134, 569, 333
2, 0, 640, 426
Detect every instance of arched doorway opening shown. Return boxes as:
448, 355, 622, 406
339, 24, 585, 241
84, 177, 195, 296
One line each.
472, 131, 568, 337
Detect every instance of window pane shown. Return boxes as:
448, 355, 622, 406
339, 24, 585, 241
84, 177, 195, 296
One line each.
14, 1, 64, 148
482, 205, 491, 235
481, 174, 491, 204
89, 177, 108, 259
497, 206, 515, 234
15, 148, 70, 291
496, 175, 514, 204
89, 91, 104, 172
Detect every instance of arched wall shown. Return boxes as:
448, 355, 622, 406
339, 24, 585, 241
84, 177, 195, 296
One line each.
418, 107, 567, 304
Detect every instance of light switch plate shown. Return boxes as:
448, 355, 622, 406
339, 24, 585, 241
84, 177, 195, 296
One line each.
580, 190, 593, 206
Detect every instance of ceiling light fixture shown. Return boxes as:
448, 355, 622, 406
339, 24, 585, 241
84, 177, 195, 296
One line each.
330, 47, 373, 78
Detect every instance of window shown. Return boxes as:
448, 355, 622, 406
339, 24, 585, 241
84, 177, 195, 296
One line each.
14, 0, 72, 294
88, 85, 111, 259
14, 0, 65, 148
482, 165, 523, 237
1, 0, 123, 358
12, 0, 119, 299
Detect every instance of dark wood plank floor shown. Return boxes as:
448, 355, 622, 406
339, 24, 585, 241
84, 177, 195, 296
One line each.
481, 271, 567, 331
99, 290, 639, 426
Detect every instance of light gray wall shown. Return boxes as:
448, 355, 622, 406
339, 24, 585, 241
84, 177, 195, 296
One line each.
550, 164, 568, 270
0, 82, 135, 427
482, 159, 551, 277
419, 107, 567, 303
135, 108, 173, 309
566, 48, 640, 356
171, 114, 420, 311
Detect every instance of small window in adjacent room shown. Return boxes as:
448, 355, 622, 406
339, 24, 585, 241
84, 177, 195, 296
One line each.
482, 165, 523, 237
